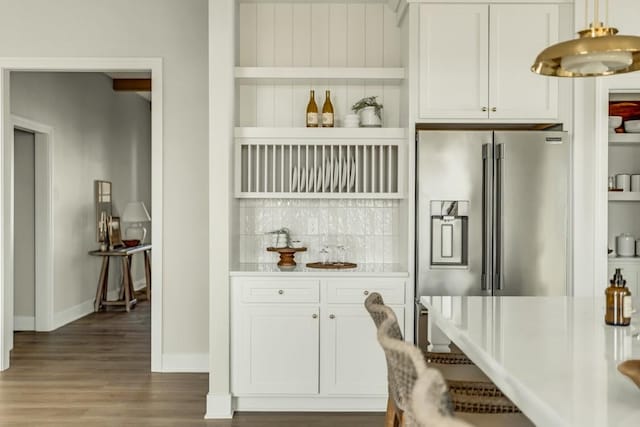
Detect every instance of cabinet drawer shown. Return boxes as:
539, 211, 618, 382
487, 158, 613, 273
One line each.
241, 279, 320, 303
325, 279, 405, 305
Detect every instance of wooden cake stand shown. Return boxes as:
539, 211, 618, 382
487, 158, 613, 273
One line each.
266, 247, 307, 267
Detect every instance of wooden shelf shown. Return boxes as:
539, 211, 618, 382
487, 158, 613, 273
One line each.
234, 127, 406, 140
234, 67, 405, 83
609, 133, 640, 146
608, 192, 640, 202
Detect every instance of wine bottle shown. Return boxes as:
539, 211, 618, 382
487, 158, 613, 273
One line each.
322, 90, 334, 127
306, 90, 319, 127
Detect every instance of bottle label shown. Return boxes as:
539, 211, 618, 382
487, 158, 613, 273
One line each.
322, 113, 334, 126
623, 295, 633, 318
307, 112, 318, 126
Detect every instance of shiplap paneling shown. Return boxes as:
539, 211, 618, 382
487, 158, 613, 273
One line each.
238, 2, 402, 128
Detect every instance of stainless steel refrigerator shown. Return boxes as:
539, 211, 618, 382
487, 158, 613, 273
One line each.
416, 130, 569, 300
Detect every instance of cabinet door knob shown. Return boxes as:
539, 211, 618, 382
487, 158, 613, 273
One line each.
329, 314, 335, 319
278, 289, 284, 295
481, 107, 488, 112
491, 107, 497, 112
363, 290, 370, 296
312, 314, 318, 319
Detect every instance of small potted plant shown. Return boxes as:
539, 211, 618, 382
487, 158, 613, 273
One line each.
351, 96, 383, 127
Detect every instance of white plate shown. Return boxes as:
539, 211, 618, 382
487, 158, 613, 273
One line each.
316, 166, 323, 192
349, 158, 356, 191
299, 167, 306, 192
291, 166, 298, 192
341, 159, 348, 190
324, 161, 331, 190
307, 167, 314, 192
333, 160, 340, 191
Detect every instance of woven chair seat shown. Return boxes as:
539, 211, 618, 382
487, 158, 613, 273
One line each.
425, 351, 474, 365
450, 390, 521, 414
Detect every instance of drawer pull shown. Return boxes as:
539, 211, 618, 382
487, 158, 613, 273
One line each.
329, 314, 335, 319
312, 314, 318, 319
491, 107, 497, 112
278, 290, 284, 295
481, 107, 488, 112
363, 290, 370, 296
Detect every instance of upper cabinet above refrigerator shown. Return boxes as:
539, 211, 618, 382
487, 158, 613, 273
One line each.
417, 3, 564, 122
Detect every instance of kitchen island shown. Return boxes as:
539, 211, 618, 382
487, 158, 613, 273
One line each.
420, 296, 640, 427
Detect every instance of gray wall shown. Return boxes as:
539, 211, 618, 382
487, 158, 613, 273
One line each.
11, 72, 152, 321
13, 129, 35, 320
0, 0, 209, 359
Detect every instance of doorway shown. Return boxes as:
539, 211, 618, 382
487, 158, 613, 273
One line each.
0, 59, 164, 372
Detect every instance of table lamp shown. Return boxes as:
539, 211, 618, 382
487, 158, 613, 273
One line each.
122, 201, 151, 243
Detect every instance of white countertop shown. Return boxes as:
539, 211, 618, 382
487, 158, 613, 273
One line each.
230, 263, 409, 277
420, 296, 640, 427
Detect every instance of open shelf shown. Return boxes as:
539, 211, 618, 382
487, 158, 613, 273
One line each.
235, 127, 405, 139
608, 256, 640, 263
609, 133, 640, 146
234, 67, 405, 83
608, 192, 640, 202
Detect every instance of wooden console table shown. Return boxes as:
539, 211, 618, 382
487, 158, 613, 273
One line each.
89, 244, 151, 312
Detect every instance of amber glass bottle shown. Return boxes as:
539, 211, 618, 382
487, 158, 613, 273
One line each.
605, 268, 632, 326
306, 90, 319, 127
322, 90, 334, 127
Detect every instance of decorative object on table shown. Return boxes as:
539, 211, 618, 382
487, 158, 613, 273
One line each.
615, 233, 635, 257
609, 116, 623, 134
107, 216, 124, 250
290, 239, 304, 249
122, 201, 151, 243
306, 261, 357, 269
306, 89, 319, 127
265, 227, 291, 248
351, 96, 383, 127
605, 268, 632, 326
531, 0, 640, 77
95, 180, 112, 244
267, 246, 307, 267
618, 360, 640, 389
122, 239, 141, 248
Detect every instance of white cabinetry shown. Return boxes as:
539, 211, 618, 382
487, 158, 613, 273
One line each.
418, 3, 559, 121
231, 275, 409, 409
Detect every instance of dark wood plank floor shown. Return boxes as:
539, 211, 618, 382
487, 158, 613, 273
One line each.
0, 299, 384, 426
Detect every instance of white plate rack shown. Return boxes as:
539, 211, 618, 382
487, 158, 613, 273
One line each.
234, 128, 405, 199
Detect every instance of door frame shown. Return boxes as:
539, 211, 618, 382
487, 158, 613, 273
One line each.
0, 57, 163, 372
12, 115, 54, 332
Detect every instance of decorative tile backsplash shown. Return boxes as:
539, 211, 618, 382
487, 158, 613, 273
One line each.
238, 199, 401, 264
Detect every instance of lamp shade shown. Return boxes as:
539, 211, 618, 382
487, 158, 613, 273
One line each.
122, 201, 151, 223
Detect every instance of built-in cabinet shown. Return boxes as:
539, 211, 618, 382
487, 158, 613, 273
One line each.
231, 275, 408, 408
418, 3, 559, 120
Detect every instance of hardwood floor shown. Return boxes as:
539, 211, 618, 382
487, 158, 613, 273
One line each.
0, 300, 384, 426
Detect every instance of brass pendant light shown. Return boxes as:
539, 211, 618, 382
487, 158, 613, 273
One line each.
531, 0, 640, 77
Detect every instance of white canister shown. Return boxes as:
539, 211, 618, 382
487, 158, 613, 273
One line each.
632, 175, 640, 192
636, 239, 640, 257
616, 174, 631, 192
616, 233, 636, 256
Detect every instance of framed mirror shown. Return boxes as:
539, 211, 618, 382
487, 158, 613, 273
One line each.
95, 180, 112, 243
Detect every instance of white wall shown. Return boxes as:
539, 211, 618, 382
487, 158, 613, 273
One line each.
11, 71, 151, 321
13, 129, 35, 321
0, 0, 209, 359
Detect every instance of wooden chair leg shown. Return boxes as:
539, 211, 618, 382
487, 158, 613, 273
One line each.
122, 257, 132, 312
385, 397, 396, 427
143, 250, 151, 301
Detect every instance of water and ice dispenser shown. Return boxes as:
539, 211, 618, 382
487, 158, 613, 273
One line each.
430, 200, 468, 267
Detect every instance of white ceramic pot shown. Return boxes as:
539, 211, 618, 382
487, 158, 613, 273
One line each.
358, 106, 382, 127
616, 233, 636, 257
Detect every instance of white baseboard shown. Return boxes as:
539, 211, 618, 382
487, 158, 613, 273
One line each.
205, 393, 234, 419
106, 278, 147, 301
162, 353, 208, 373
14, 316, 35, 331
233, 396, 387, 412
53, 299, 94, 330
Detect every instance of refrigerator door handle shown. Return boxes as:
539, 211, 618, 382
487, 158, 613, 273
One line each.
481, 143, 492, 292
495, 143, 504, 291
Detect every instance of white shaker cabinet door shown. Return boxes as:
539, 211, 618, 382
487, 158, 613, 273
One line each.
320, 305, 405, 395
234, 305, 320, 395
419, 4, 489, 119
489, 4, 559, 120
